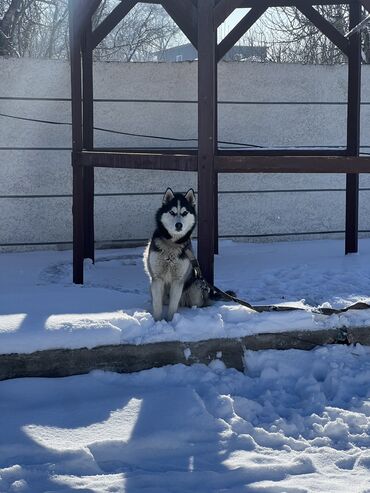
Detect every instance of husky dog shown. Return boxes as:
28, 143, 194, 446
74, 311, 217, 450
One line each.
143, 188, 211, 321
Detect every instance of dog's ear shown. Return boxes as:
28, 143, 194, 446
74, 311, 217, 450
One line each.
163, 188, 175, 204
184, 189, 196, 206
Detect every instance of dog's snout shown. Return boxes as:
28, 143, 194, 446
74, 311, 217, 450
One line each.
175, 222, 183, 231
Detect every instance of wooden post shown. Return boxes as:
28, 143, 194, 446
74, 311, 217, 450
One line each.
197, 0, 217, 283
214, 174, 219, 255
69, 0, 84, 284
82, 12, 95, 263
345, 0, 362, 254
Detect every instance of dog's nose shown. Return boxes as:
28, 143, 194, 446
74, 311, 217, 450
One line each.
175, 222, 183, 231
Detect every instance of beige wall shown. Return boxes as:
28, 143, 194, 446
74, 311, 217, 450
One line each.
0, 58, 370, 250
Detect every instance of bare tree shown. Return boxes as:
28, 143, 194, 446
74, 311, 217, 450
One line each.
93, 2, 180, 62
0, 0, 24, 56
240, 6, 370, 64
0, 0, 180, 60
238, 7, 348, 64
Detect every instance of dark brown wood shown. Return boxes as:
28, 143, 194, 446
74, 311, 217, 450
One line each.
91, 0, 137, 48
82, 12, 95, 263
239, 0, 358, 6
69, 0, 84, 284
215, 155, 370, 173
218, 148, 349, 157
214, 174, 219, 254
80, 151, 198, 171
217, 6, 267, 62
197, 0, 216, 284
214, 0, 245, 27
161, 0, 198, 48
93, 147, 199, 155
80, 0, 102, 33
346, 0, 362, 254
297, 4, 350, 55
70, 0, 365, 286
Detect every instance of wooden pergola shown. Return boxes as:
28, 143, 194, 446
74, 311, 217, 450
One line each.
69, 0, 370, 285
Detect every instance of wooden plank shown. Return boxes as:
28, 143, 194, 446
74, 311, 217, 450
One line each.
197, 0, 217, 284
214, 0, 245, 27
80, 0, 102, 34
217, 6, 267, 61
215, 155, 370, 173
69, 0, 84, 284
93, 147, 198, 155
218, 148, 349, 157
345, 0, 362, 254
214, 174, 219, 254
161, 0, 198, 48
80, 151, 198, 171
91, 0, 137, 48
239, 0, 358, 7
297, 4, 350, 56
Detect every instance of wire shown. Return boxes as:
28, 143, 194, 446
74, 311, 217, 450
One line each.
1, 111, 369, 152
0, 111, 262, 148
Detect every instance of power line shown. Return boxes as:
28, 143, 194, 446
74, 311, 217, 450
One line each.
0, 111, 262, 148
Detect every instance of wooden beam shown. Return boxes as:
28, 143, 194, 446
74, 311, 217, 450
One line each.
81, 11, 95, 263
79, 151, 198, 171
161, 0, 198, 48
69, 0, 84, 284
297, 4, 350, 56
218, 148, 349, 157
215, 155, 370, 173
91, 0, 137, 48
80, 0, 102, 34
239, 0, 357, 7
197, 0, 217, 284
214, 0, 245, 27
345, 0, 362, 254
217, 6, 267, 62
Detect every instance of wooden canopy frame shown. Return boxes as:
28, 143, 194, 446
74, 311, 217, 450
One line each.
69, 0, 370, 285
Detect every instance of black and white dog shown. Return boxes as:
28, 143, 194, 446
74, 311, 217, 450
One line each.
143, 188, 211, 321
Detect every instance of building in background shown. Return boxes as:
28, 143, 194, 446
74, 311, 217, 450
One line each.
154, 43, 267, 62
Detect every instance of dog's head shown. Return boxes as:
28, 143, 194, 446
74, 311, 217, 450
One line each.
156, 188, 196, 242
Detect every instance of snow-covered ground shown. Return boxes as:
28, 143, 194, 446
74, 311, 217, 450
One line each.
1, 239, 370, 354
1, 345, 370, 492
2, 240, 370, 491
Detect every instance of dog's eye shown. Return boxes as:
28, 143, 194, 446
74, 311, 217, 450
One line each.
169, 211, 176, 216
181, 211, 188, 217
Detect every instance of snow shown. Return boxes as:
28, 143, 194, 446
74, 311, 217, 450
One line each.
1, 345, 370, 492
1, 239, 370, 354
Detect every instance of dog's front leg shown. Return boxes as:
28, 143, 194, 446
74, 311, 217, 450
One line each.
151, 278, 164, 321
167, 281, 184, 321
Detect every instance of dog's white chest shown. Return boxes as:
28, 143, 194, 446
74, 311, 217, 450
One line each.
148, 244, 190, 282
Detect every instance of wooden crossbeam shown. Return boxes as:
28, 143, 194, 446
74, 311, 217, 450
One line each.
91, 0, 137, 48
239, 0, 357, 6
78, 0, 102, 36
80, 151, 198, 171
215, 155, 370, 173
296, 4, 350, 55
161, 0, 198, 48
217, 5, 267, 61
214, 0, 245, 27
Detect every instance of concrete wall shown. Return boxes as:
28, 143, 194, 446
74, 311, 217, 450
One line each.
1, 58, 370, 251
